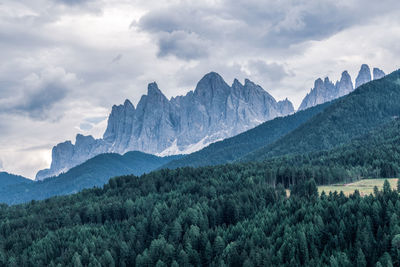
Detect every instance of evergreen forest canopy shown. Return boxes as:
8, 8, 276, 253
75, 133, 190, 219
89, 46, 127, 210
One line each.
1, 162, 400, 266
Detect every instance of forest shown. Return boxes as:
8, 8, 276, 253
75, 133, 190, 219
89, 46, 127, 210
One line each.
1, 147, 400, 266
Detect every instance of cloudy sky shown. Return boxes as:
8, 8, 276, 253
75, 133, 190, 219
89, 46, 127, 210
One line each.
0, 0, 399, 178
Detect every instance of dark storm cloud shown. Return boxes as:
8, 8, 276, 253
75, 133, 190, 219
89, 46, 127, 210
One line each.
157, 31, 209, 60
137, 0, 400, 60
247, 60, 291, 82
0, 67, 79, 120
15, 83, 68, 119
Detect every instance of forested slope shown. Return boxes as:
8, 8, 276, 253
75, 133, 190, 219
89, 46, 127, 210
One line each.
1, 161, 399, 266
253, 118, 400, 187
0, 172, 31, 188
0, 151, 181, 205
242, 69, 400, 161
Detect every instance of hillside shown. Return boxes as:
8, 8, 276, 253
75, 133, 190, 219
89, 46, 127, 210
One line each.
0, 156, 399, 266
242, 69, 400, 161
0, 172, 31, 188
161, 102, 331, 169
254, 117, 400, 187
0, 151, 181, 205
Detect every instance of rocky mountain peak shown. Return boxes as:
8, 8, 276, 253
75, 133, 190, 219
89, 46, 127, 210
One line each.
277, 98, 295, 115
299, 64, 382, 111
232, 78, 242, 86
232, 78, 244, 90
341, 71, 351, 81
75, 134, 95, 146
373, 68, 386, 80
244, 78, 253, 85
336, 70, 353, 96
355, 64, 371, 88
244, 79, 273, 95
314, 78, 324, 88
195, 72, 230, 96
147, 82, 165, 97
123, 99, 134, 109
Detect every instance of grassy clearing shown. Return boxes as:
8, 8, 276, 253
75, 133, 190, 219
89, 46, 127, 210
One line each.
318, 178, 398, 196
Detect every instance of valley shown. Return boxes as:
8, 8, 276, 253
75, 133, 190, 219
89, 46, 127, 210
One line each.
318, 178, 398, 196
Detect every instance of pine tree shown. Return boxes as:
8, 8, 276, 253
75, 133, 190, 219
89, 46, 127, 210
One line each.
102, 250, 115, 267
356, 248, 366, 267
72, 252, 83, 267
383, 179, 391, 194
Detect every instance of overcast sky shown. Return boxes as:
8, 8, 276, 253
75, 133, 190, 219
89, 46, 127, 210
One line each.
0, 0, 399, 178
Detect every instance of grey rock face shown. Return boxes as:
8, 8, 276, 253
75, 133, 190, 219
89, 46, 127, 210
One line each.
336, 71, 354, 96
355, 64, 371, 88
373, 68, 386, 80
277, 98, 295, 116
299, 77, 339, 111
36, 72, 294, 180
299, 64, 383, 111
36, 135, 107, 180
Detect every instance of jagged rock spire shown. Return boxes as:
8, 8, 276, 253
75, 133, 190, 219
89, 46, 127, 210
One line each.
355, 64, 371, 88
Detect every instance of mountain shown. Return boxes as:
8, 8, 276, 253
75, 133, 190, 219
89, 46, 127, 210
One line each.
1, 151, 182, 205
299, 64, 385, 110
161, 101, 331, 170
0, 172, 31, 188
373, 67, 386, 80
36, 72, 294, 180
242, 68, 400, 162
298, 76, 344, 110
355, 64, 372, 88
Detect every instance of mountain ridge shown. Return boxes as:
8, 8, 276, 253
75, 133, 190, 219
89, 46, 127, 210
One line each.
299, 64, 385, 110
36, 72, 294, 180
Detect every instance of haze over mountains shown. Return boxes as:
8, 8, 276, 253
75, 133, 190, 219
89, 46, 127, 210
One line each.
299, 64, 385, 110
36, 72, 294, 180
